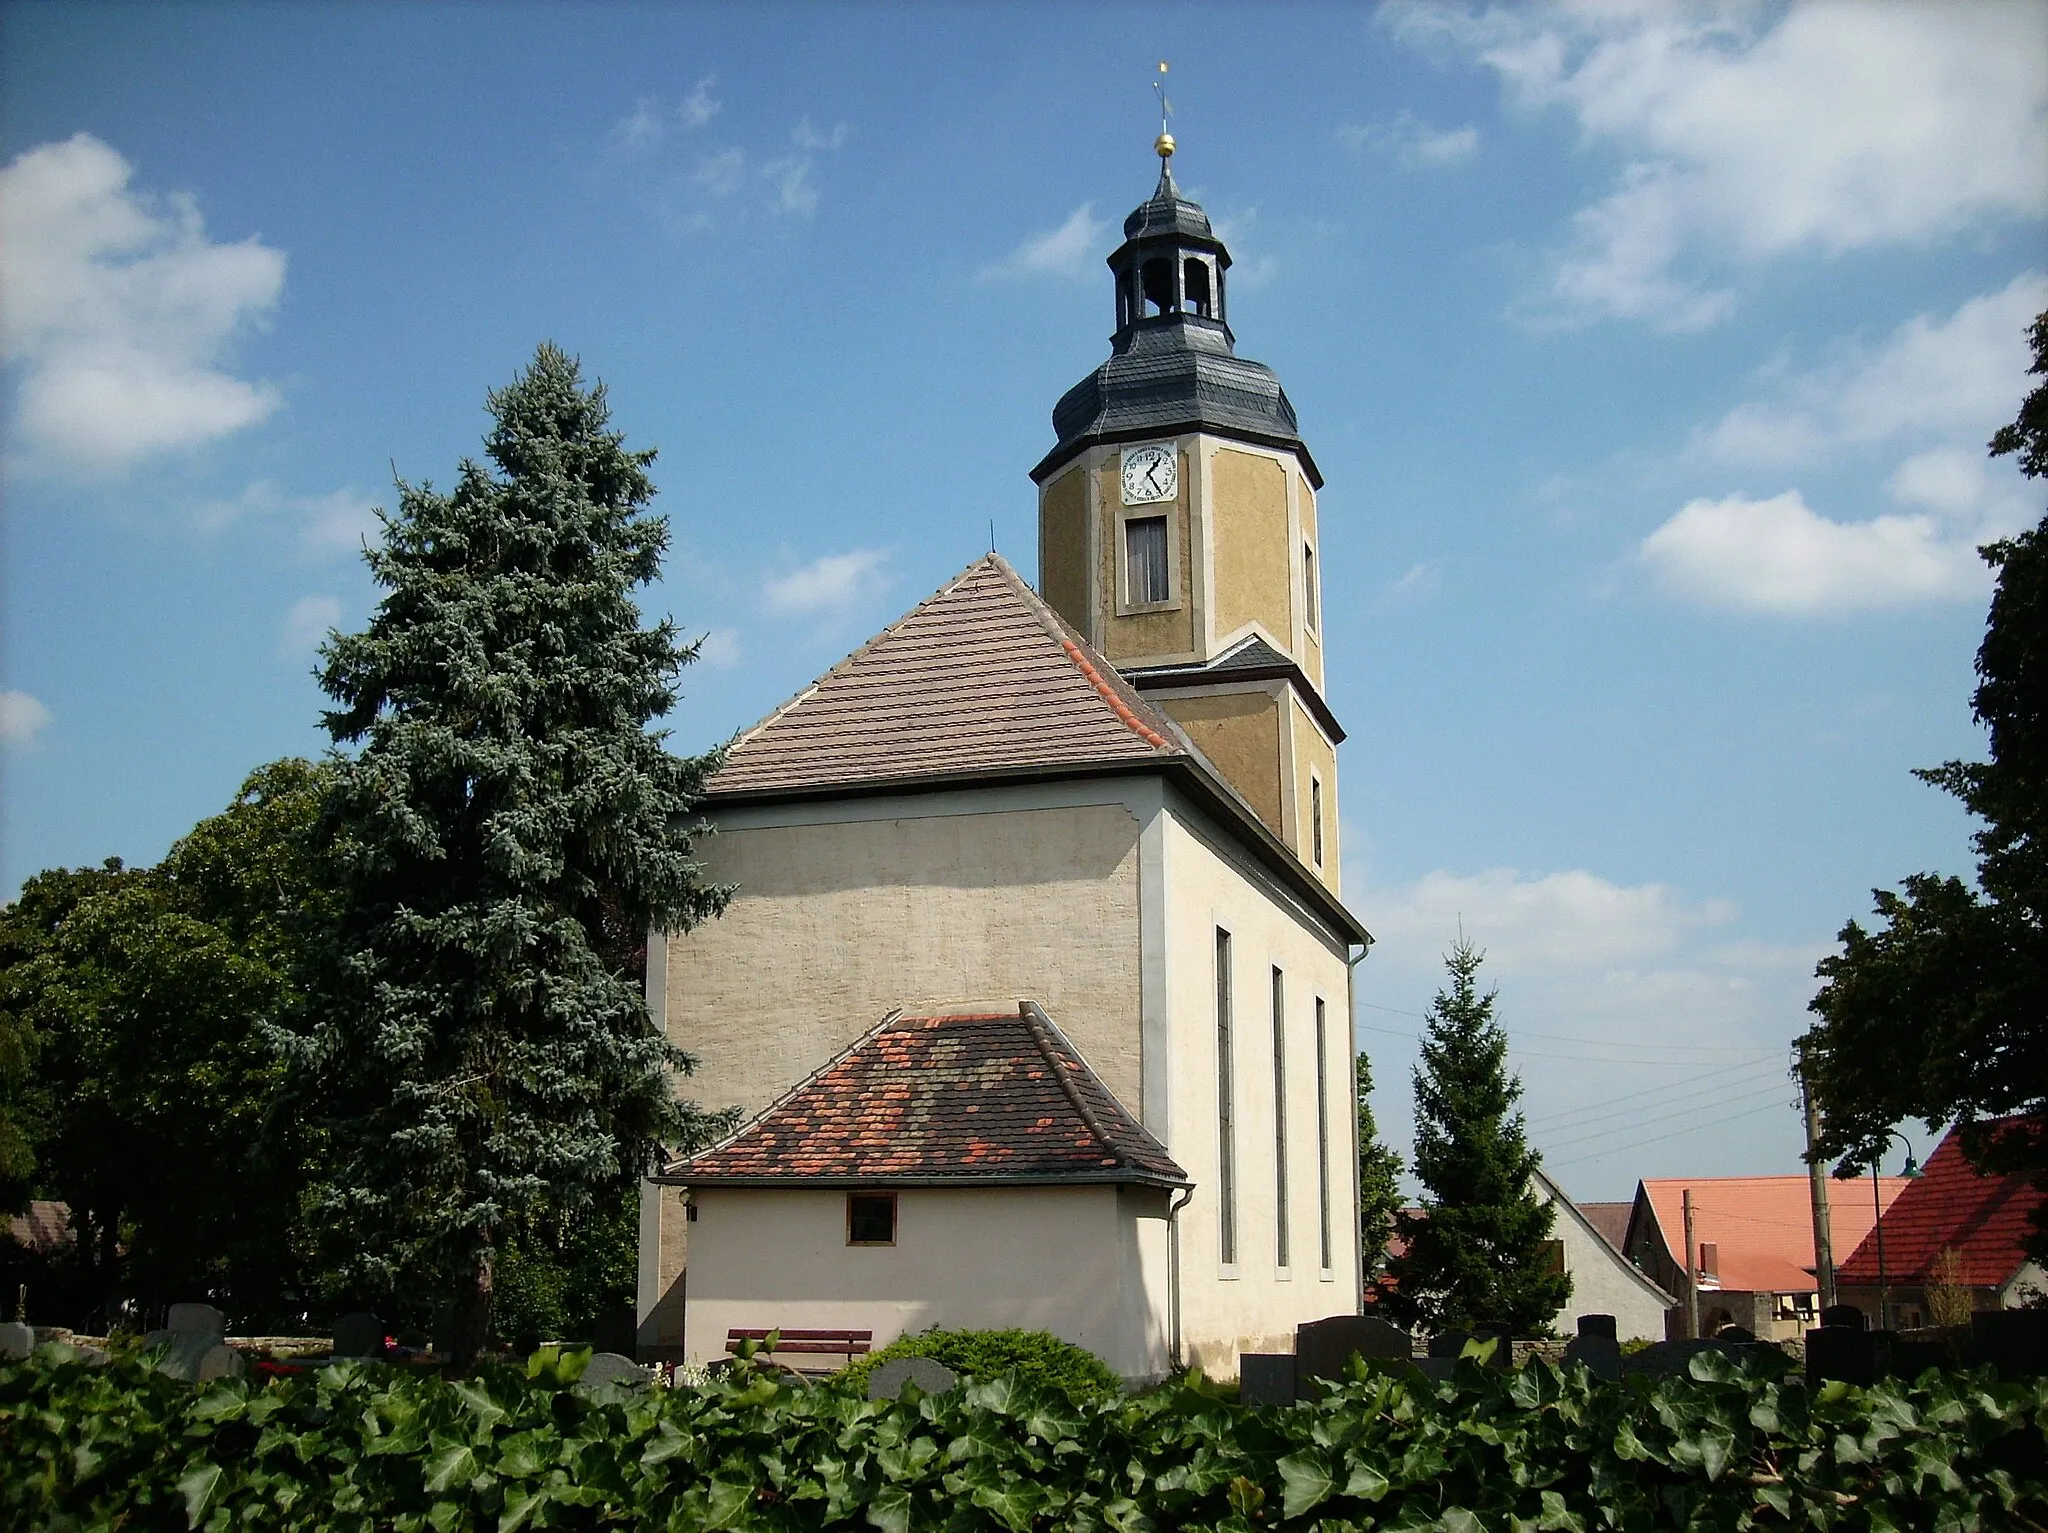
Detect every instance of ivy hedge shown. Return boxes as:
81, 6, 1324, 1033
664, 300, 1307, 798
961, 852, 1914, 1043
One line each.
3, 1338, 2044, 1531
841, 1328, 1123, 1403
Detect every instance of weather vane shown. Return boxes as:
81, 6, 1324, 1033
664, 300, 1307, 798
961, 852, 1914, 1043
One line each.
1153, 60, 1175, 160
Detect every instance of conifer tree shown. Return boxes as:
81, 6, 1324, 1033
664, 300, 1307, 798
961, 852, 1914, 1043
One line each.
1382, 941, 1570, 1335
293, 344, 730, 1367
1354, 1051, 1404, 1280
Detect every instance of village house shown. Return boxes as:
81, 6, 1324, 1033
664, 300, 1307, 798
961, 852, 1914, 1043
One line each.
639, 142, 1373, 1381
1835, 1117, 2046, 1330
1623, 1175, 1913, 1341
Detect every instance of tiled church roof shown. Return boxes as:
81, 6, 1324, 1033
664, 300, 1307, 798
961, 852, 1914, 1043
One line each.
663, 1003, 1188, 1188
706, 555, 1188, 799
1837, 1117, 2044, 1289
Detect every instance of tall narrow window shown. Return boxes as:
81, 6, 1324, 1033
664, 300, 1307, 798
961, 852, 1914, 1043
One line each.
1272, 966, 1290, 1269
1315, 997, 1332, 1273
1215, 929, 1237, 1266
1303, 542, 1319, 631
1127, 516, 1169, 605
1310, 776, 1324, 869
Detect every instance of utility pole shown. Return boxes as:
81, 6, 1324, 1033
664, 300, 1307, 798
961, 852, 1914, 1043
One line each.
1682, 1187, 1700, 1341
1800, 1050, 1837, 1311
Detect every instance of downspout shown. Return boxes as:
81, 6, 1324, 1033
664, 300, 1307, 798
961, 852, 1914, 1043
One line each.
1347, 939, 1372, 1314
1166, 1183, 1196, 1373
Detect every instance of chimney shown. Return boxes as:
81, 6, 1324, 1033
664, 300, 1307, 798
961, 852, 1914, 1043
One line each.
1699, 1242, 1720, 1287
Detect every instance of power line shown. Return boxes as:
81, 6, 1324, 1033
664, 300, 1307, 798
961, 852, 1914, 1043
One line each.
1525, 1059, 1788, 1132
1546, 1098, 1793, 1172
1355, 1017, 1779, 1066
1538, 1083, 1795, 1157
1354, 1000, 1782, 1057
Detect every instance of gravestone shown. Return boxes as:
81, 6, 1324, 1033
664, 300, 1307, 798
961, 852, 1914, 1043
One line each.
1295, 1315, 1412, 1390
1624, 1338, 1760, 1380
144, 1330, 243, 1383
1970, 1308, 2048, 1382
867, 1356, 960, 1400
1808, 1307, 1877, 1387
167, 1302, 227, 1335
1237, 1353, 1297, 1406
592, 1305, 637, 1359
0, 1320, 33, 1361
578, 1352, 651, 1390
332, 1312, 384, 1359
1562, 1314, 1621, 1382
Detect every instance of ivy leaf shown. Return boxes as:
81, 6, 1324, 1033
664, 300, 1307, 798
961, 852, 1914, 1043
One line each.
703, 1473, 752, 1529
425, 1443, 478, 1493
866, 1484, 912, 1533
177, 1464, 223, 1529
1342, 1460, 1391, 1502
1276, 1450, 1335, 1518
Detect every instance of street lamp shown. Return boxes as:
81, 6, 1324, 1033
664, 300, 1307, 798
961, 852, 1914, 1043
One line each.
1869, 1130, 1922, 1330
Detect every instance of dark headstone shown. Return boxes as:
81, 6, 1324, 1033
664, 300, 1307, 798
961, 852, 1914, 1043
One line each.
1562, 1332, 1621, 1382
577, 1352, 650, 1390
1806, 1326, 1877, 1387
592, 1305, 637, 1359
1295, 1315, 1412, 1386
1624, 1338, 1760, 1380
167, 1303, 226, 1336
1717, 1325, 1757, 1344
1969, 1308, 2048, 1381
1238, 1352, 1297, 1406
867, 1356, 960, 1400
1575, 1314, 1618, 1341
1819, 1304, 1866, 1331
331, 1312, 384, 1359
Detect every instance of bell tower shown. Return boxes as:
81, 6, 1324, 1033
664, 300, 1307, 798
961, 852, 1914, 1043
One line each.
1032, 136, 1342, 891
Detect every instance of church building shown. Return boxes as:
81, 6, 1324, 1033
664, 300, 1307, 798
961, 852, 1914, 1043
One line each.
638, 139, 1372, 1381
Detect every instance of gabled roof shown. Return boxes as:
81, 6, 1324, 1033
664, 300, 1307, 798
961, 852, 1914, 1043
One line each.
1577, 1201, 1633, 1253
700, 553, 1373, 949
1123, 632, 1346, 743
1532, 1168, 1675, 1307
1634, 1175, 1913, 1294
1836, 1117, 2044, 1288
708, 555, 1182, 799
660, 1002, 1188, 1189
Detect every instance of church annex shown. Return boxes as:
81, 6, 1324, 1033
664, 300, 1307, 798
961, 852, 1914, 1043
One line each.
638, 143, 1372, 1380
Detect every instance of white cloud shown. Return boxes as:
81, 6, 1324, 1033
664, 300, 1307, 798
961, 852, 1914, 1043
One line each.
279, 594, 342, 658
1348, 859, 1820, 1193
1337, 110, 1481, 167
1638, 489, 1993, 614
692, 148, 748, 198
196, 479, 380, 554
0, 134, 286, 474
979, 205, 1109, 283
1691, 274, 2048, 469
1390, 2, 2048, 328
682, 119, 845, 222
790, 118, 849, 154
0, 690, 52, 748
609, 79, 722, 153
695, 627, 743, 669
763, 549, 890, 617
1389, 560, 1442, 600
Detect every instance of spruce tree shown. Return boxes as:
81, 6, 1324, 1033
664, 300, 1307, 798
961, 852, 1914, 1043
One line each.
293, 344, 729, 1367
1383, 941, 1570, 1335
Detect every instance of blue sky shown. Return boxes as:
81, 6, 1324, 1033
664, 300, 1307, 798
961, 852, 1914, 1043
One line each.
3, 2, 2044, 1201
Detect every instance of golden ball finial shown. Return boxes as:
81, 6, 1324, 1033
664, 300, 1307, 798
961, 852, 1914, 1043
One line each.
1155, 131, 1176, 159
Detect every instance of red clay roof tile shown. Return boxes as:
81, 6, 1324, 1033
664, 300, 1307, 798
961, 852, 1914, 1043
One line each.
1836, 1117, 2044, 1288
665, 1002, 1188, 1187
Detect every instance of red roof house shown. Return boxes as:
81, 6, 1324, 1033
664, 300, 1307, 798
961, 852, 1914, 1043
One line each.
1836, 1117, 2046, 1328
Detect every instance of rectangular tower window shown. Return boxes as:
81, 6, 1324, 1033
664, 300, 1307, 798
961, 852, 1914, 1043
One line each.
1216, 928, 1237, 1266
1315, 997, 1332, 1273
1303, 542, 1319, 632
1272, 966, 1290, 1270
1310, 775, 1325, 868
1127, 515, 1170, 605
847, 1192, 896, 1246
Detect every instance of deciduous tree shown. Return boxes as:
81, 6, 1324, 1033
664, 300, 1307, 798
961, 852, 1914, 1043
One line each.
1382, 941, 1569, 1335
1802, 309, 2048, 1261
293, 344, 729, 1368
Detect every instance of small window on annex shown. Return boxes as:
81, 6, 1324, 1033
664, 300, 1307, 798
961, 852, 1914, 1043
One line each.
847, 1192, 897, 1246
1303, 543, 1319, 632
1126, 515, 1171, 605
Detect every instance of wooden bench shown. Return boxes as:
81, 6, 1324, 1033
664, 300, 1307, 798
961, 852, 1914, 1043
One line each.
725, 1327, 873, 1375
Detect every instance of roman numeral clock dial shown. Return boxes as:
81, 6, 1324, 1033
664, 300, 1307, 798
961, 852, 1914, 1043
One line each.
1120, 444, 1177, 504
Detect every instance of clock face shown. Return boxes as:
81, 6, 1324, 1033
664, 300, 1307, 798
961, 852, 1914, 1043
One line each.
1120, 444, 1177, 505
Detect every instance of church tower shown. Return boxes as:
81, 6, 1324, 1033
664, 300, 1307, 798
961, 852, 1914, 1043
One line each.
1033, 139, 1341, 891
